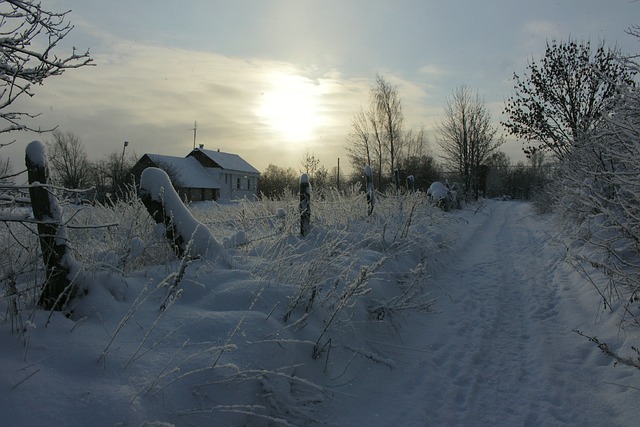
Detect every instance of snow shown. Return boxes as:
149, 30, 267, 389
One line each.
139, 167, 229, 264
25, 141, 47, 168
328, 201, 639, 425
299, 173, 310, 192
146, 154, 220, 189
427, 180, 448, 201
1, 199, 639, 426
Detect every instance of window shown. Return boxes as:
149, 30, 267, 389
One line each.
247, 178, 251, 190
237, 177, 241, 189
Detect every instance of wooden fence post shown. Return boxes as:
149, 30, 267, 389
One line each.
365, 165, 375, 216
138, 167, 227, 262
394, 168, 400, 194
139, 168, 190, 258
25, 141, 74, 310
407, 175, 415, 193
299, 174, 311, 236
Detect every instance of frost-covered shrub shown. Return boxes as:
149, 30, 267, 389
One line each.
427, 181, 457, 211
248, 189, 450, 359
554, 62, 640, 328
67, 187, 175, 272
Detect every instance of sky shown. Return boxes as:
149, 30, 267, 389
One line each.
6, 0, 640, 175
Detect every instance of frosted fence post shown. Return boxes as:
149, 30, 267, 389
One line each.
365, 165, 375, 216
299, 174, 311, 236
394, 168, 400, 195
139, 168, 230, 267
407, 175, 415, 193
25, 141, 74, 310
138, 168, 187, 258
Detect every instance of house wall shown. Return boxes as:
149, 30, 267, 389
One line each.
175, 187, 219, 203
219, 172, 259, 200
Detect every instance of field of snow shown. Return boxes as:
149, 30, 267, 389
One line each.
1, 194, 638, 426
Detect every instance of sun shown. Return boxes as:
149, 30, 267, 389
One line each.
257, 72, 324, 143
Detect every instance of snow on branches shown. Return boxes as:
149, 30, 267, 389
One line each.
0, 0, 93, 134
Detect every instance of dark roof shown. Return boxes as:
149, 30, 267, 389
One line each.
193, 148, 260, 174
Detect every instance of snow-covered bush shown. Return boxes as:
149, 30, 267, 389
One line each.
556, 89, 640, 300
427, 181, 457, 211
247, 189, 449, 361
67, 186, 175, 272
552, 57, 640, 367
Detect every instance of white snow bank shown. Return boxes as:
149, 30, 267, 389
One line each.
3, 196, 639, 426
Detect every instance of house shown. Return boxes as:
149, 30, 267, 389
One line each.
131, 146, 260, 202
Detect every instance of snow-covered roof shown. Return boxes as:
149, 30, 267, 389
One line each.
194, 148, 260, 175
146, 154, 220, 189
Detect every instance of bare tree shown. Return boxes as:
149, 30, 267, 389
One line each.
346, 74, 404, 189
373, 74, 404, 185
91, 152, 136, 202
0, 0, 93, 138
257, 164, 298, 199
300, 149, 321, 176
437, 85, 501, 199
403, 127, 430, 158
502, 39, 635, 160
346, 108, 373, 176
300, 150, 329, 192
46, 130, 90, 188
397, 127, 438, 191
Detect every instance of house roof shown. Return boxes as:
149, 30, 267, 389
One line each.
146, 154, 220, 189
194, 148, 260, 175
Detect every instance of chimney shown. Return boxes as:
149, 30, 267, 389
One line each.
217, 148, 220, 152
199, 144, 204, 149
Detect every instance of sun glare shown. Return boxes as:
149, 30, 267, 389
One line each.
257, 72, 324, 143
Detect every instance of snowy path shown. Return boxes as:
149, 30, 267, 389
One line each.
329, 201, 637, 426
416, 201, 605, 426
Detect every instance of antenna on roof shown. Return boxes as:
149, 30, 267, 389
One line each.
191, 121, 197, 149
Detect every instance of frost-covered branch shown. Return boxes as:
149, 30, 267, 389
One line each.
574, 330, 640, 370
0, 0, 93, 134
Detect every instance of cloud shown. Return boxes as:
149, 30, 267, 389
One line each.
418, 64, 446, 77
523, 20, 562, 38
8, 41, 375, 174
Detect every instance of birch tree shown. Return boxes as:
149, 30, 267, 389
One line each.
347, 74, 404, 189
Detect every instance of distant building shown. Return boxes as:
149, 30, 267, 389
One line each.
131, 146, 260, 202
